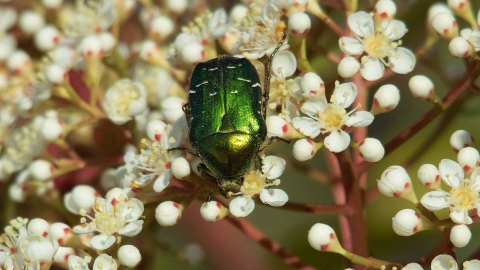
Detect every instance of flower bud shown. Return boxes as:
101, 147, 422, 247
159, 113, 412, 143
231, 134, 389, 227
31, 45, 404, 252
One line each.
41, 0, 63, 9
200, 201, 230, 222
118, 245, 142, 268
180, 243, 205, 265
63, 185, 99, 214
98, 32, 117, 53
267, 116, 299, 139
34, 25, 61, 52
457, 147, 480, 175
449, 37, 473, 58
171, 157, 191, 180
49, 223, 75, 246
54, 247, 75, 268
371, 84, 400, 115
450, 130, 474, 152
229, 4, 248, 23
358, 138, 384, 162
156, 201, 183, 226
149, 16, 175, 40
408, 75, 435, 100
288, 12, 311, 36
27, 218, 49, 236
392, 209, 428, 236
166, 0, 188, 14
29, 159, 54, 181
431, 13, 458, 40
293, 139, 321, 161
161, 97, 185, 124
337, 56, 360, 78
93, 254, 117, 269
19, 10, 45, 35
146, 120, 167, 142
374, 0, 397, 22
448, 0, 475, 25
45, 64, 67, 85
427, 3, 453, 25
7, 50, 32, 75
450, 224, 471, 248
40, 114, 64, 141
0, 7, 16, 31
308, 223, 343, 252
378, 166, 418, 203
301, 72, 325, 97
79, 36, 103, 58
0, 35, 17, 62
180, 43, 205, 65
275, 0, 308, 16
417, 164, 441, 189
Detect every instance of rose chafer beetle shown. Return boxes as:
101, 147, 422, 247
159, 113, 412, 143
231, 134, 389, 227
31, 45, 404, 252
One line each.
173, 35, 287, 200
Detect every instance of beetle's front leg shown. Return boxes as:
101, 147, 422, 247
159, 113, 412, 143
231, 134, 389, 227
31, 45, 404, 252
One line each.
198, 163, 225, 202
167, 147, 199, 156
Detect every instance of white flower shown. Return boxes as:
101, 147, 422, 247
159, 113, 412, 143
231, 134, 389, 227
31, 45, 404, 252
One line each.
123, 122, 183, 192
292, 82, 374, 153
339, 11, 416, 81
420, 159, 480, 224
268, 50, 302, 120
102, 79, 148, 125
229, 156, 288, 217
73, 188, 144, 250
231, 3, 289, 58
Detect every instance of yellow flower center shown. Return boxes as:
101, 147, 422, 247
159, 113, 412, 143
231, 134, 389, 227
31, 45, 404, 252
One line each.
241, 170, 266, 197
110, 80, 141, 114
449, 179, 479, 209
363, 33, 391, 59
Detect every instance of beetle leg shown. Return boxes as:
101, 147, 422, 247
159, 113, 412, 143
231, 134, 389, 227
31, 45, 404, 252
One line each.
261, 32, 288, 116
258, 136, 291, 153
167, 147, 199, 156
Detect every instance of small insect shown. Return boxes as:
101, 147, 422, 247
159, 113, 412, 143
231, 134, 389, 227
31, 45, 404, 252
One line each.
172, 34, 288, 200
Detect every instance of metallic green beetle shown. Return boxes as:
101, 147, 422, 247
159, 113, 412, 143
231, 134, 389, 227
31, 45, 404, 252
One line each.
179, 36, 287, 199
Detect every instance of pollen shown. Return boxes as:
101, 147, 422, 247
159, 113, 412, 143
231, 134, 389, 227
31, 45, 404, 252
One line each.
449, 179, 479, 210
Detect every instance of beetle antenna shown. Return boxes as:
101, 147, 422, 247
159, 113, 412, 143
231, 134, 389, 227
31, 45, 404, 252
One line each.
262, 32, 288, 116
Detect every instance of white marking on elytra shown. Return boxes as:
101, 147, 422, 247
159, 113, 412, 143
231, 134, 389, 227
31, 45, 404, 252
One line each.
252, 83, 261, 88
209, 92, 218, 96
230, 91, 238, 94
189, 90, 196, 94
195, 81, 209, 88
238, 78, 251, 83
209, 67, 218, 71
226, 66, 236, 69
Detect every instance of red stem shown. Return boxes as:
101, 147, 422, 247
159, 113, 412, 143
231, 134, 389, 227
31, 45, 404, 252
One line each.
226, 216, 316, 270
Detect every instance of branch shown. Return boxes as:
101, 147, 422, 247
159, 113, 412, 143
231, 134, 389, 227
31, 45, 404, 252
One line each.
226, 216, 316, 270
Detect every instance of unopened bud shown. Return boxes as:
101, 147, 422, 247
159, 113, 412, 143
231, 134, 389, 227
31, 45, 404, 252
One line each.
371, 84, 400, 115
450, 130, 474, 152
337, 56, 360, 79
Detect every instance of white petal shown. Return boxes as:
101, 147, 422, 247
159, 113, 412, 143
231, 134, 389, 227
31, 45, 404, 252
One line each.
300, 96, 328, 115
90, 234, 116, 251
262, 156, 286, 179
332, 82, 357, 108
382, 19, 407, 40
229, 196, 255, 217
291, 117, 321, 139
259, 189, 289, 206
346, 111, 374, 127
470, 167, 480, 191
431, 255, 458, 270
72, 225, 93, 234
118, 220, 144, 237
122, 198, 144, 222
347, 11, 374, 37
388, 47, 416, 74
153, 170, 171, 192
450, 208, 472, 224
271, 50, 297, 79
465, 260, 480, 270
439, 159, 463, 188
324, 131, 350, 153
339, 37, 364, 55
92, 254, 117, 270
420, 190, 451, 211
360, 58, 385, 81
